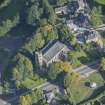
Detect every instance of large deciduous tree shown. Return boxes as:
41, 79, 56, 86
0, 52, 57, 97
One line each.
27, 4, 40, 26
57, 0, 67, 6
23, 31, 45, 53
100, 57, 105, 71
90, 7, 103, 27
12, 53, 33, 82
19, 95, 31, 105
95, 0, 105, 5
48, 61, 72, 80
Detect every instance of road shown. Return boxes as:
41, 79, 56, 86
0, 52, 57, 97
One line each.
75, 60, 100, 77
90, 24, 105, 31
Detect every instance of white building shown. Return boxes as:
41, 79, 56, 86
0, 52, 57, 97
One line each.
35, 41, 70, 71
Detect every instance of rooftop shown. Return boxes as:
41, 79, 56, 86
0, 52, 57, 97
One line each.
0, 99, 11, 105
74, 13, 89, 27
55, 0, 79, 15
55, 5, 68, 14
41, 41, 66, 63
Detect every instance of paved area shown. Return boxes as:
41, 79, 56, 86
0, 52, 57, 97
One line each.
75, 60, 100, 77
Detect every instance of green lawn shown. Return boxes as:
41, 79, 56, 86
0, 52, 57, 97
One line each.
22, 77, 46, 89
72, 49, 100, 68
72, 50, 89, 68
67, 72, 104, 104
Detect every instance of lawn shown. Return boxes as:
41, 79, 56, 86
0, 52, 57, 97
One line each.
72, 49, 101, 68
72, 50, 89, 68
22, 77, 46, 89
67, 72, 104, 104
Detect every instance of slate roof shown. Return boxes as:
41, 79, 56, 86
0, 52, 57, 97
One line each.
74, 13, 89, 27
84, 31, 96, 40
76, 30, 97, 44
41, 41, 66, 63
0, 99, 11, 105
55, 6, 68, 14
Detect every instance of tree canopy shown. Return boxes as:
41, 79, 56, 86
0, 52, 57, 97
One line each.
12, 53, 33, 82
95, 0, 105, 5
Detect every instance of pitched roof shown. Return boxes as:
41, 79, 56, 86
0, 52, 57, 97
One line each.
55, 6, 68, 14
0, 99, 11, 105
41, 41, 66, 63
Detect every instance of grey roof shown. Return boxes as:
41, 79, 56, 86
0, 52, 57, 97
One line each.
55, 6, 68, 14
84, 31, 96, 40
0, 99, 11, 105
41, 41, 66, 63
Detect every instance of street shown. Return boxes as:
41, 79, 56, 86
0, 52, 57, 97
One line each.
75, 60, 100, 77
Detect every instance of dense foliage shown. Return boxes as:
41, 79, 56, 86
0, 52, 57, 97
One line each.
0, 0, 105, 105
95, 0, 105, 5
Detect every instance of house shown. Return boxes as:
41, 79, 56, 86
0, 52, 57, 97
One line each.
55, 0, 79, 15
55, 5, 68, 15
43, 86, 59, 104
76, 30, 99, 44
74, 13, 89, 28
67, 20, 79, 33
0, 99, 11, 105
43, 83, 65, 105
84, 30, 99, 43
66, 13, 89, 34
67, 0, 79, 15
35, 41, 70, 71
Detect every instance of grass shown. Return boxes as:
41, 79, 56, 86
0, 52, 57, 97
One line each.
67, 72, 104, 104
72, 49, 101, 68
72, 50, 89, 68
22, 77, 46, 89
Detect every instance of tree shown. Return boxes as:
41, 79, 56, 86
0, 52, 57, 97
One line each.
59, 61, 72, 73
12, 67, 20, 81
12, 53, 33, 82
59, 24, 70, 41
48, 62, 62, 80
68, 35, 77, 46
68, 51, 78, 64
48, 61, 72, 80
0, 15, 19, 37
23, 31, 45, 53
19, 95, 31, 105
100, 57, 105, 71
19, 89, 43, 105
90, 7, 103, 27
40, 18, 47, 27
48, 7, 56, 25
0, 0, 11, 9
42, 0, 51, 14
42, 25, 58, 42
42, 0, 56, 25
27, 4, 40, 26
33, 32, 45, 50
64, 72, 80, 88
57, 0, 67, 6
30, 89, 43, 104
95, 0, 105, 5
